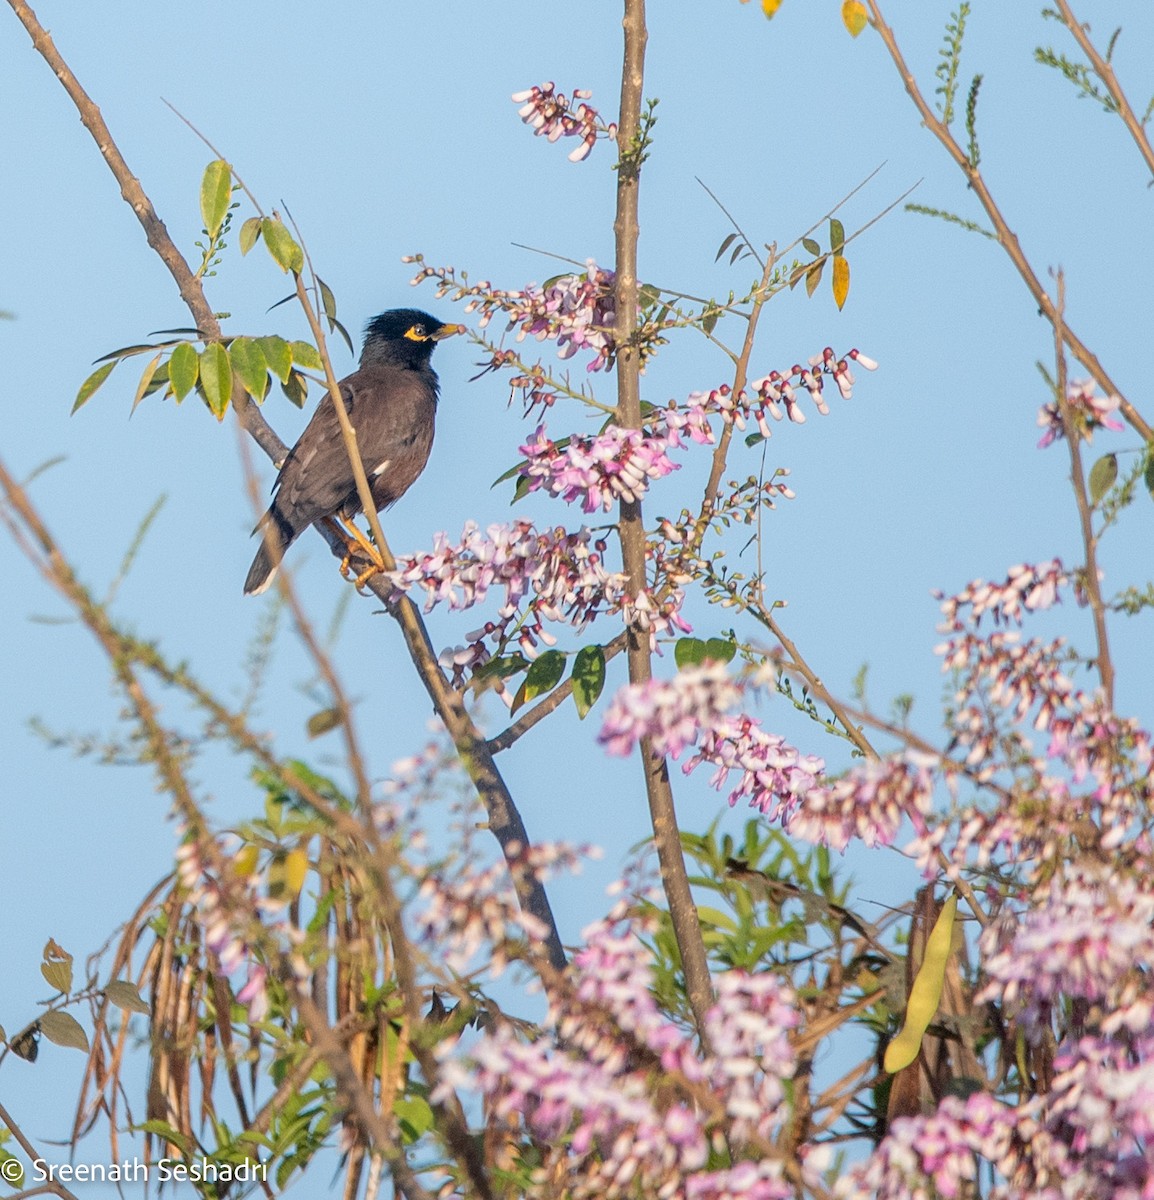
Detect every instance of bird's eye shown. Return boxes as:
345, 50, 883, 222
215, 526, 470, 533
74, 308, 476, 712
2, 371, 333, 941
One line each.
404, 324, 428, 342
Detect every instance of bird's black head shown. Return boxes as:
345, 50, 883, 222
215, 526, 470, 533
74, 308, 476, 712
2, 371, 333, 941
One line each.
360, 308, 464, 368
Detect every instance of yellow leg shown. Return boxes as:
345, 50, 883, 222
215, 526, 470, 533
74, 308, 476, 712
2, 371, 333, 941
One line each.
324, 517, 386, 590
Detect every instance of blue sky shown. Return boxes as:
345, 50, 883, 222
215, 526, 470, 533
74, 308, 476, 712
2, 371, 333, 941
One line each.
2, 0, 1152, 1181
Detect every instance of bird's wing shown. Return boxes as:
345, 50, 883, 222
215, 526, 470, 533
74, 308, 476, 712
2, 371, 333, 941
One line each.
271, 364, 437, 530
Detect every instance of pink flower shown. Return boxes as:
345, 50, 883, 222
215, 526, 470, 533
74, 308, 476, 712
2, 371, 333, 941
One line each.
511, 82, 617, 161
598, 664, 741, 758
1037, 378, 1124, 448
519, 424, 679, 512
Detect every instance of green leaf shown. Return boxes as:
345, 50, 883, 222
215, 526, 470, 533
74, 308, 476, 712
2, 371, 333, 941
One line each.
696, 905, 739, 933
72, 360, 117, 413
289, 340, 324, 371
510, 649, 566, 715
801, 236, 821, 257
473, 653, 530, 681
229, 336, 269, 401
318, 276, 338, 322
884, 895, 958, 1073
281, 369, 309, 409
41, 961, 72, 994
675, 637, 707, 668
261, 216, 304, 273
0, 1149, 24, 1187
132, 352, 164, 412
702, 308, 719, 336
395, 1095, 436, 1143
714, 233, 737, 262
571, 644, 606, 719
703, 636, 737, 664
40, 1010, 90, 1052
168, 342, 199, 402
1145, 451, 1154, 501
199, 159, 232, 238
306, 707, 342, 738
199, 342, 232, 419
258, 335, 293, 383
829, 218, 846, 255
805, 260, 824, 298
239, 215, 262, 255
105, 980, 150, 1015
1089, 452, 1118, 505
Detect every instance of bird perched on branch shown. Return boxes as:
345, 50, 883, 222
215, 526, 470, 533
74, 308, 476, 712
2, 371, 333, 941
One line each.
244, 308, 464, 596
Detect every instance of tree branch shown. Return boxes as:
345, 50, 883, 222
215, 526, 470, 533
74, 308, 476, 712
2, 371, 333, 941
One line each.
7, 0, 565, 972
612, 0, 714, 1035
866, 0, 1153, 445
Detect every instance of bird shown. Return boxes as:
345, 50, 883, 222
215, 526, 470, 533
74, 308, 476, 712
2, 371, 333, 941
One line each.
243, 308, 464, 595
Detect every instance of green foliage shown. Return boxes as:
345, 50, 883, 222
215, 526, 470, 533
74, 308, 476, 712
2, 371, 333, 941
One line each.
572, 644, 606, 719
511, 649, 566, 714
642, 819, 883, 1025
194, 160, 238, 279
904, 203, 996, 240
965, 74, 983, 167
935, 4, 970, 126
615, 96, 659, 181
1088, 452, 1118, 506
1035, 34, 1119, 114
674, 635, 737, 669
787, 217, 853, 307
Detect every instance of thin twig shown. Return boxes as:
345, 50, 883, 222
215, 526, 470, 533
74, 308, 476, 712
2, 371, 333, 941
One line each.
1052, 270, 1114, 706
1051, 0, 1154, 182
866, 0, 1153, 444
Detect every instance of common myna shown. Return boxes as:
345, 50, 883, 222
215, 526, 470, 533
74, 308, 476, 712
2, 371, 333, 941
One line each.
244, 308, 463, 595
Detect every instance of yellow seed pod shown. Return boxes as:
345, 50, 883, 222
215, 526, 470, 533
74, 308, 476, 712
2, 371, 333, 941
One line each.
884, 894, 959, 1073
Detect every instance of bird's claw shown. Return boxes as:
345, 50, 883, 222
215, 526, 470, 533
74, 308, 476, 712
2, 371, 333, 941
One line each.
338, 545, 386, 592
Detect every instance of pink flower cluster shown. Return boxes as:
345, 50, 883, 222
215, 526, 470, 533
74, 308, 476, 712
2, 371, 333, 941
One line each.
834, 1092, 1067, 1199
519, 424, 680, 512
438, 905, 797, 1200
661, 345, 875, 441
406, 258, 618, 374
1037, 378, 1125, 448
411, 840, 586, 976
174, 829, 275, 1023
597, 664, 741, 758
787, 756, 935, 854
978, 863, 1154, 1038
840, 1034, 1154, 1197
597, 666, 826, 823
936, 558, 1068, 629
388, 519, 630, 672
687, 715, 826, 823
511, 82, 617, 162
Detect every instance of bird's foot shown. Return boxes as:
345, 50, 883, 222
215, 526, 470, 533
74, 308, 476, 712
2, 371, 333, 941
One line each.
338, 544, 387, 592
327, 518, 386, 591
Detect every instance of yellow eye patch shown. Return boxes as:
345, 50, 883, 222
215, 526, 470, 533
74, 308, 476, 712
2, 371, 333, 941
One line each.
404, 325, 428, 341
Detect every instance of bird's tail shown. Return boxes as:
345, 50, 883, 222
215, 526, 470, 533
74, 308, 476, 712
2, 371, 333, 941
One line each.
243, 508, 295, 596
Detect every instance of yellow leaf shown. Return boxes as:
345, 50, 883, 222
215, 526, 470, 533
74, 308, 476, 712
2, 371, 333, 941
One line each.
762, 0, 783, 16
234, 844, 259, 877
842, 0, 868, 37
884, 894, 958, 1073
283, 846, 309, 897
833, 255, 851, 311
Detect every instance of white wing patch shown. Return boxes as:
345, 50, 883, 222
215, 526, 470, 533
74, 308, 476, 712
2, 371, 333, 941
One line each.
370, 459, 391, 477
